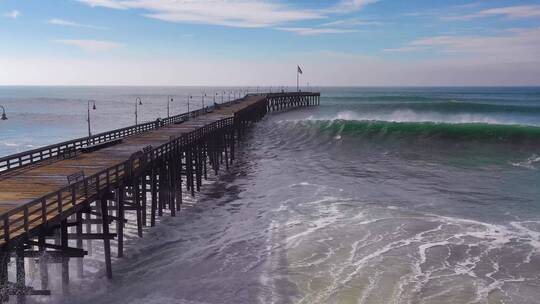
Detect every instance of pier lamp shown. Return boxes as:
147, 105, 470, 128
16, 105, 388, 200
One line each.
222, 91, 225, 104
0, 105, 7, 120
135, 97, 143, 125
228, 91, 232, 102
187, 94, 192, 114
167, 95, 174, 118
214, 92, 218, 105
87, 100, 97, 137
202, 92, 206, 110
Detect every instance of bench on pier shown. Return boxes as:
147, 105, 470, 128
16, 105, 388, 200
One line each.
80, 138, 123, 153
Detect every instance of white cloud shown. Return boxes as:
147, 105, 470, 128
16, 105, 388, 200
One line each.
326, 0, 379, 13
278, 27, 358, 35
3, 10, 20, 19
48, 18, 108, 30
78, 0, 325, 28
77, 0, 128, 9
384, 27, 540, 63
446, 5, 540, 20
384, 46, 428, 53
54, 39, 124, 52
77, 0, 377, 29
321, 18, 381, 27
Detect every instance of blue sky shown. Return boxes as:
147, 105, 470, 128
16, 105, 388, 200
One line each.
1, 0, 539, 86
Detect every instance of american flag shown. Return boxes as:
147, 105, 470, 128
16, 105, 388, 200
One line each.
297, 65, 303, 74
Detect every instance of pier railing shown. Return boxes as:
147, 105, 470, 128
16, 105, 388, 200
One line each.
0, 116, 236, 246
0, 97, 243, 174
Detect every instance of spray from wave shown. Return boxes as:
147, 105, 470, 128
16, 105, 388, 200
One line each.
332, 110, 528, 125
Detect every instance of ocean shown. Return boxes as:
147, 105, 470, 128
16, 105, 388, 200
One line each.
1, 86, 539, 304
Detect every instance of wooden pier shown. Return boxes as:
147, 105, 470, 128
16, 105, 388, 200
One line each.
0, 91, 319, 302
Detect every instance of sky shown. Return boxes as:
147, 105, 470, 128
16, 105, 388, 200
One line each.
0, 0, 539, 86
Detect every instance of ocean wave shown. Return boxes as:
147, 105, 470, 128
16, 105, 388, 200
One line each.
333, 109, 524, 125
286, 116, 540, 144
326, 100, 540, 115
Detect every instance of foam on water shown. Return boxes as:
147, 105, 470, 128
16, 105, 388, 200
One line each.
261, 194, 540, 304
334, 110, 521, 125
510, 154, 540, 169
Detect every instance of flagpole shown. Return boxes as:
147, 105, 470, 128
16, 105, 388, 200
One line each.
297, 68, 299, 92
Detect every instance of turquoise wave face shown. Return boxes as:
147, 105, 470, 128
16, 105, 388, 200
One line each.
318, 87, 540, 127
313, 120, 540, 144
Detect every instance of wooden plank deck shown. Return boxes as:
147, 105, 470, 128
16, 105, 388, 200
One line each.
0, 95, 265, 242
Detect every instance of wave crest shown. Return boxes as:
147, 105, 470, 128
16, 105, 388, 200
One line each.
293, 118, 540, 144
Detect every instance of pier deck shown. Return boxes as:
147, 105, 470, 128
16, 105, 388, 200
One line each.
0, 95, 265, 242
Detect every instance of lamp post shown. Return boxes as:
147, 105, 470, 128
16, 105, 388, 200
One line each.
214, 92, 217, 105
187, 94, 192, 114
202, 92, 206, 110
87, 100, 96, 137
0, 105, 7, 121
221, 91, 225, 104
167, 95, 174, 118
135, 97, 143, 125
228, 91, 231, 102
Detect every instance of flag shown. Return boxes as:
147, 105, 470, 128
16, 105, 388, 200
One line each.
297, 65, 303, 74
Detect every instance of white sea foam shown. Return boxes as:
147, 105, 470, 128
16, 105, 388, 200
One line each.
334, 110, 524, 125
510, 154, 540, 169
1, 141, 21, 147
280, 202, 540, 304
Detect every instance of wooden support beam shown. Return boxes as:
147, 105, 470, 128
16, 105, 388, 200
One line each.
37, 235, 48, 291
16, 246, 25, 304
66, 233, 116, 240
151, 167, 157, 227
83, 210, 127, 224
75, 211, 83, 278
25, 241, 86, 256
22, 250, 86, 259
60, 219, 69, 295
85, 206, 93, 256
135, 178, 143, 237
0, 251, 8, 302
142, 174, 148, 226
116, 188, 124, 258
100, 198, 113, 279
